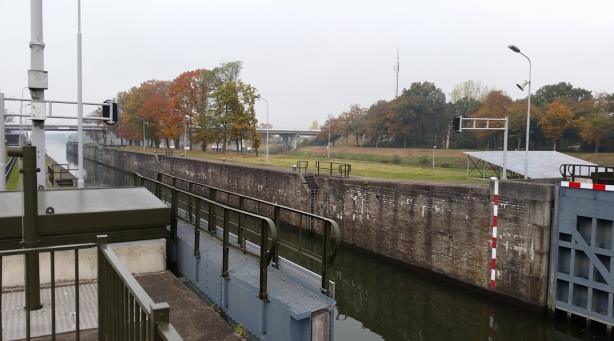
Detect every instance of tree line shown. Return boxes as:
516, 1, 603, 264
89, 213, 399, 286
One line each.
109, 61, 261, 153
317, 81, 614, 152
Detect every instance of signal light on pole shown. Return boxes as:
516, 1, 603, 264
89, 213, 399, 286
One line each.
102, 99, 118, 125
452, 116, 462, 133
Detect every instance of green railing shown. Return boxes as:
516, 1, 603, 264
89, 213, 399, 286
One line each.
0, 235, 182, 340
155, 172, 341, 295
133, 173, 279, 300
315, 161, 351, 177
98, 236, 182, 341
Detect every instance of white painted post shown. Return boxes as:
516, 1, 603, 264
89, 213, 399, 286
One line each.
30, 0, 47, 189
0, 93, 6, 191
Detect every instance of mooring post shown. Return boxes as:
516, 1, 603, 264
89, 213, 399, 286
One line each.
8, 145, 42, 310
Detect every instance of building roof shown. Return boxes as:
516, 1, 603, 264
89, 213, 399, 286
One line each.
463, 151, 595, 179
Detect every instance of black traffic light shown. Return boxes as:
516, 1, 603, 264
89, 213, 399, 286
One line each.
102, 99, 118, 125
452, 116, 462, 133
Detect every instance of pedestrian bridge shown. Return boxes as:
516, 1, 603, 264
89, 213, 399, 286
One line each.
134, 172, 341, 340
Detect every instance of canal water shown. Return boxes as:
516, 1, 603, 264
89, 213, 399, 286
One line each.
45, 134, 607, 341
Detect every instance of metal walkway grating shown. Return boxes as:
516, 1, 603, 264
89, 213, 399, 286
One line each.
1, 284, 97, 340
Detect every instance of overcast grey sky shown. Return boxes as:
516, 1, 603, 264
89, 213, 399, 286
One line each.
1, 0, 613, 128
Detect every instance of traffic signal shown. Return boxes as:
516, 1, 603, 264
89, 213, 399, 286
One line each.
102, 100, 118, 125
452, 116, 462, 133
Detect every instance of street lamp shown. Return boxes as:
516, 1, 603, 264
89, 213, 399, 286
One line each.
169, 108, 188, 155
257, 97, 270, 162
135, 115, 147, 151
508, 44, 532, 179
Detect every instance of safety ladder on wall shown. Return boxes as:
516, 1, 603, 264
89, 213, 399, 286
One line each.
303, 174, 319, 232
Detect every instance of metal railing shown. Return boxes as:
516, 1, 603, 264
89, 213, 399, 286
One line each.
133, 173, 280, 299
0, 235, 181, 340
315, 161, 351, 177
98, 236, 182, 341
154, 172, 342, 295
560, 164, 614, 183
296, 160, 309, 173
47, 163, 76, 186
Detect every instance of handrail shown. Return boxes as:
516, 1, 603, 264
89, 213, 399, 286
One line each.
156, 172, 341, 294
98, 234, 183, 340
297, 160, 309, 173
134, 172, 279, 299
0, 236, 183, 340
315, 160, 351, 177
560, 164, 614, 183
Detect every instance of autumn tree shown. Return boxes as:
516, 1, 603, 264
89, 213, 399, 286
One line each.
540, 100, 574, 150
471, 90, 512, 146
340, 105, 367, 146
365, 100, 395, 147
534, 82, 592, 106
449, 80, 490, 103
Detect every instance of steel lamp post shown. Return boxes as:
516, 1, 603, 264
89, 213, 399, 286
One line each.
508, 44, 532, 179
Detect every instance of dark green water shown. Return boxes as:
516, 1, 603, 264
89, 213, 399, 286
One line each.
51, 138, 608, 341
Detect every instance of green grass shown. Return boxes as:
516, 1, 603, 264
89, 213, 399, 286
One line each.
117, 146, 492, 184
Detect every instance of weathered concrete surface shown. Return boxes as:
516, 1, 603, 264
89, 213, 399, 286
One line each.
72, 144, 555, 307
2, 239, 166, 288
138, 272, 241, 341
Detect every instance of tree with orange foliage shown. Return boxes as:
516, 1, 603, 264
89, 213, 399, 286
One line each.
168, 69, 209, 148
540, 100, 574, 150
472, 90, 513, 146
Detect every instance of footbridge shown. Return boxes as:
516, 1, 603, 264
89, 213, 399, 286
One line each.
133, 172, 341, 340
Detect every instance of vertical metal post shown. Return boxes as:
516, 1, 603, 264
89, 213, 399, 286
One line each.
10, 145, 43, 310
30, 0, 47, 189
51, 251, 56, 340
187, 182, 193, 222
76, 0, 85, 188
208, 189, 216, 233
75, 249, 80, 340
259, 219, 269, 301
273, 206, 281, 267
222, 210, 229, 279
151, 303, 170, 341
238, 197, 245, 249
321, 221, 331, 294
0, 93, 5, 191
194, 199, 201, 257
502, 117, 509, 180
170, 189, 177, 242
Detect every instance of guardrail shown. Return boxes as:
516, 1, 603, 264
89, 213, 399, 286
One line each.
4, 156, 17, 183
0, 235, 182, 340
296, 160, 309, 173
560, 164, 614, 183
155, 172, 341, 295
133, 173, 280, 299
315, 161, 351, 177
47, 163, 76, 186
98, 236, 182, 340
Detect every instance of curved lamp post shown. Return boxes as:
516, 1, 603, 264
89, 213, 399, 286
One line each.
508, 44, 532, 179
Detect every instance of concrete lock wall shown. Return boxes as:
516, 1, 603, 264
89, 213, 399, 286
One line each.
73, 144, 555, 306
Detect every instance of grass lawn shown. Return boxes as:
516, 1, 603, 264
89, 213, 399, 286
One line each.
117, 146, 492, 184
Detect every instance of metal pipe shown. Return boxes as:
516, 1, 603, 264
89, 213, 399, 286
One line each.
0, 93, 5, 191
8, 145, 42, 310
30, 0, 47, 189
77, 0, 85, 188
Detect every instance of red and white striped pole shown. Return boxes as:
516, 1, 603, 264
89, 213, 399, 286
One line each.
490, 177, 499, 289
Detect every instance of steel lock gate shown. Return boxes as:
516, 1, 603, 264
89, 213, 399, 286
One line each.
549, 182, 614, 325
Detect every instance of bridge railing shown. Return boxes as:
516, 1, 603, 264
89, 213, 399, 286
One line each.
156, 172, 341, 295
0, 235, 182, 340
133, 173, 280, 300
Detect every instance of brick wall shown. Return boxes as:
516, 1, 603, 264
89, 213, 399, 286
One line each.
74, 144, 554, 306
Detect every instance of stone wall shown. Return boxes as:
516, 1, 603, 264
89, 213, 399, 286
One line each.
73, 144, 555, 307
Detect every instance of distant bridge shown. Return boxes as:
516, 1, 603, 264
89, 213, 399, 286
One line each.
4, 124, 320, 136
